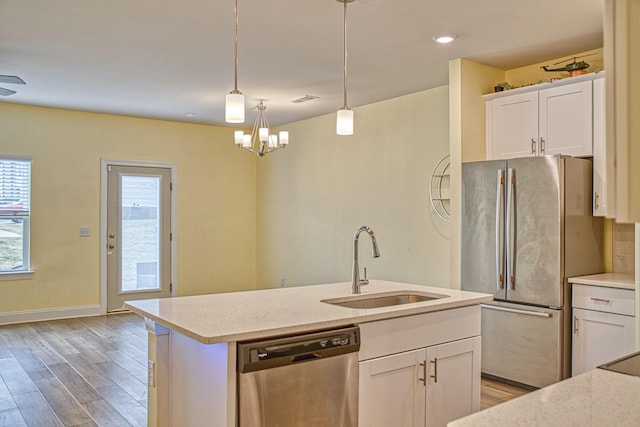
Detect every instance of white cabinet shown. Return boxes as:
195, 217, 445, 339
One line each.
358, 306, 481, 427
486, 77, 595, 160
571, 283, 636, 376
592, 75, 611, 217
486, 91, 538, 159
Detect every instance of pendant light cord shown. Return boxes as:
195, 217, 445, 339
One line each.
342, 0, 348, 108
232, 0, 240, 93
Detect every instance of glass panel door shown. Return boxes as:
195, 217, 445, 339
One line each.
107, 165, 171, 311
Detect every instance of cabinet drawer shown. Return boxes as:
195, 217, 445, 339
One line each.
572, 284, 634, 315
358, 305, 480, 361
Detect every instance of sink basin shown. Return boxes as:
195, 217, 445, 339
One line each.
322, 291, 448, 309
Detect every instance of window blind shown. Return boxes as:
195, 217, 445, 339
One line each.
0, 157, 31, 216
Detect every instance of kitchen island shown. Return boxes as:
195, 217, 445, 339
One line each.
125, 280, 492, 427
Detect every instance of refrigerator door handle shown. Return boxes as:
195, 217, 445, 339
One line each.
481, 304, 552, 318
506, 168, 516, 290
495, 169, 505, 290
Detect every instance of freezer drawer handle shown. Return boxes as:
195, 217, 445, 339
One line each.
590, 297, 611, 303
481, 304, 552, 318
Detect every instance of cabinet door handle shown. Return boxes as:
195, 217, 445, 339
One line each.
419, 361, 427, 386
430, 358, 438, 383
590, 297, 611, 303
594, 192, 600, 210
540, 137, 545, 154
531, 138, 536, 155
574, 317, 578, 334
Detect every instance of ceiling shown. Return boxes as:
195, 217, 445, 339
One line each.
0, 0, 603, 127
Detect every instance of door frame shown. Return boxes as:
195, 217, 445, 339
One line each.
100, 158, 178, 314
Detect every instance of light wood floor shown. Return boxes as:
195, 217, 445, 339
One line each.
0, 313, 529, 426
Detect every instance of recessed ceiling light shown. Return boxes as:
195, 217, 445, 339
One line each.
185, 113, 196, 117
433, 34, 457, 44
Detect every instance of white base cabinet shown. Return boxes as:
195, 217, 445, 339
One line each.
358, 306, 481, 427
571, 283, 636, 376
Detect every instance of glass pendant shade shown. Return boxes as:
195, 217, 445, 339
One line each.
279, 131, 289, 146
336, 108, 354, 135
225, 93, 245, 123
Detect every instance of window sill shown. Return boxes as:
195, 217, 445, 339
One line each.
0, 271, 34, 281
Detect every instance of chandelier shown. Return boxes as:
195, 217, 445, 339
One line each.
234, 100, 289, 157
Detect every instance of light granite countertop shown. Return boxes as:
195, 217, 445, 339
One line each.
125, 280, 492, 344
449, 368, 640, 426
569, 273, 635, 290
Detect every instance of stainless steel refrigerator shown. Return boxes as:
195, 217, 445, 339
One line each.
461, 155, 603, 389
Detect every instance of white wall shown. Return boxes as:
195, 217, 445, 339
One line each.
255, 86, 451, 289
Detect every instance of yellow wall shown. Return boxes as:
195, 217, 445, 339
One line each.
0, 103, 257, 313
448, 59, 505, 288
505, 48, 603, 88
255, 87, 451, 289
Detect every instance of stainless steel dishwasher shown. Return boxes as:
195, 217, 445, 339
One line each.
237, 326, 360, 427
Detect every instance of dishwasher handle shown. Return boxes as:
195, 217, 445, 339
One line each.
238, 326, 360, 373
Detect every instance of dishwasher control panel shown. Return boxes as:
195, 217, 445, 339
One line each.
237, 326, 360, 373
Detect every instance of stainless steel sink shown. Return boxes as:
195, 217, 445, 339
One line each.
322, 291, 448, 309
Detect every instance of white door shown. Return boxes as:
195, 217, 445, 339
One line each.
486, 91, 539, 160
107, 165, 172, 311
425, 337, 481, 427
539, 80, 593, 157
359, 349, 426, 427
571, 308, 636, 376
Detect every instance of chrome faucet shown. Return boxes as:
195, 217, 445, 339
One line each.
351, 226, 380, 294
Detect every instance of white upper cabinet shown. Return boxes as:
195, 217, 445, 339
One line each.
485, 75, 598, 160
486, 92, 538, 159
539, 81, 593, 157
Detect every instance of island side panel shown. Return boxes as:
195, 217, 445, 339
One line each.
170, 331, 237, 427
146, 319, 170, 427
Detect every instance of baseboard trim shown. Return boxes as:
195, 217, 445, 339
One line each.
0, 304, 104, 325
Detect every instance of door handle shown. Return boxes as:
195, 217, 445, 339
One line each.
506, 168, 516, 290
540, 137, 546, 154
430, 358, 438, 383
495, 169, 505, 290
574, 317, 579, 334
531, 138, 536, 155
419, 361, 427, 386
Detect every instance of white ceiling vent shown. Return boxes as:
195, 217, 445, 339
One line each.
291, 95, 319, 104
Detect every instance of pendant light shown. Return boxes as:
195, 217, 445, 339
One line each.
225, 0, 245, 123
336, 0, 355, 135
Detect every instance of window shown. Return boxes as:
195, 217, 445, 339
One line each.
0, 156, 31, 274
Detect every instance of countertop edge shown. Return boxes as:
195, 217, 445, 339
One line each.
126, 292, 493, 344
568, 273, 635, 290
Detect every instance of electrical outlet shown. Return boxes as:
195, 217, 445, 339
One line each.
148, 360, 155, 387
79, 227, 90, 237
280, 276, 286, 287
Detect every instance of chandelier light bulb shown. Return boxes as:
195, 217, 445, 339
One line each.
234, 130, 244, 146
279, 131, 289, 146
